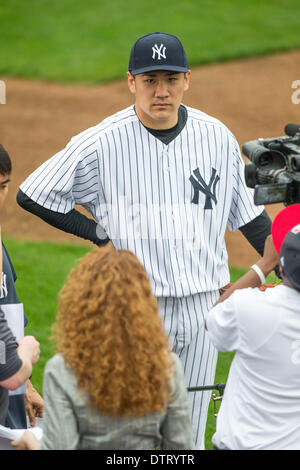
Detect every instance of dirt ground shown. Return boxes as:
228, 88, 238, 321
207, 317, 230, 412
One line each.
0, 49, 299, 267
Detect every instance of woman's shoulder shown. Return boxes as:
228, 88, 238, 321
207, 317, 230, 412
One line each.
44, 353, 71, 378
45, 352, 64, 367
43, 354, 81, 397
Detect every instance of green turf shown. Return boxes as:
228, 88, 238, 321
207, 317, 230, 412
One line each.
205, 351, 234, 449
1, 0, 300, 83
3, 236, 280, 448
3, 237, 92, 390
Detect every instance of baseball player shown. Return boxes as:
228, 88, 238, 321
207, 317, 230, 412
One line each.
17, 32, 272, 449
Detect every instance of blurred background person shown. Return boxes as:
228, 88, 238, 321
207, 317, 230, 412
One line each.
0, 223, 40, 427
0, 145, 43, 429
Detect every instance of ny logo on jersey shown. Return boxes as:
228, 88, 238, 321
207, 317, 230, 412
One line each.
152, 43, 167, 60
189, 168, 220, 209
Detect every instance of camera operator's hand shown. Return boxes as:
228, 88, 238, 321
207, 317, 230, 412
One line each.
257, 235, 280, 277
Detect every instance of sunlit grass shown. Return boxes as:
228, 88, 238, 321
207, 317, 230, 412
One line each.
0, 0, 300, 83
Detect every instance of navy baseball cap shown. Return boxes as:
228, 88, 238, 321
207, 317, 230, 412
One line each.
128, 32, 189, 76
280, 224, 300, 290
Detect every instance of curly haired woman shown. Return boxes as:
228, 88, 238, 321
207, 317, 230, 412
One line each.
12, 245, 195, 450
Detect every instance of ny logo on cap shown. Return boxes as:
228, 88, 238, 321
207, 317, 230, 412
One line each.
152, 43, 166, 60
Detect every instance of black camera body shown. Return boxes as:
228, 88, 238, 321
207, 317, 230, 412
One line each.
242, 124, 300, 206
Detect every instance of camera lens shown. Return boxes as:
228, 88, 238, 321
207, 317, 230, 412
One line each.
291, 156, 300, 171
244, 162, 257, 188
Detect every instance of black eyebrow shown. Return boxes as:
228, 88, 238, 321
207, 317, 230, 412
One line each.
0, 178, 10, 185
142, 71, 180, 77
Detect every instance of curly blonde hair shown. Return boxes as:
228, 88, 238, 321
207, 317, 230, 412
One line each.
52, 244, 173, 417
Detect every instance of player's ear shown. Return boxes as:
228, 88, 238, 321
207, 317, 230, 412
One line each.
183, 70, 191, 92
127, 72, 136, 94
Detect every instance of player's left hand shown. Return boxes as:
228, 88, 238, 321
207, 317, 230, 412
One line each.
25, 380, 44, 427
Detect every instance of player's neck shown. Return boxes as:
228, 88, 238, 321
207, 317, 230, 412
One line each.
134, 105, 179, 130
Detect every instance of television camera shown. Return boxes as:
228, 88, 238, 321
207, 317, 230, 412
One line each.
243, 123, 300, 206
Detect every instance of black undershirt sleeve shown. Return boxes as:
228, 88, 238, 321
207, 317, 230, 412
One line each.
238, 209, 271, 256
16, 189, 110, 247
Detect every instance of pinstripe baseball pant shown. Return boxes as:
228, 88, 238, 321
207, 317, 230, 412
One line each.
157, 290, 220, 450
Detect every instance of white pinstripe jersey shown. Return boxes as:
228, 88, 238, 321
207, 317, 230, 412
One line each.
20, 105, 263, 297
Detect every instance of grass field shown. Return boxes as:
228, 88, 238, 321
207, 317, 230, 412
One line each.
4, 237, 91, 385
3, 237, 248, 448
1, 0, 300, 83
